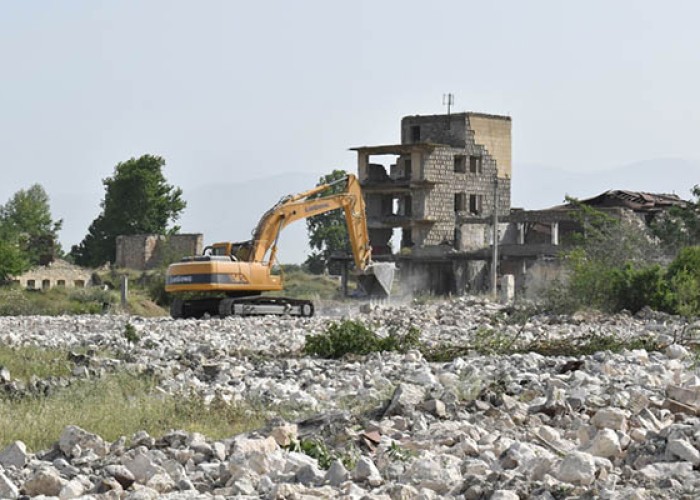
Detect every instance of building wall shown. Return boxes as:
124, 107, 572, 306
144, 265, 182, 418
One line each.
468, 114, 512, 179
115, 234, 203, 270
12, 259, 93, 289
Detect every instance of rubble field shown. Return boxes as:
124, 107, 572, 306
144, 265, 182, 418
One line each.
1, 297, 700, 499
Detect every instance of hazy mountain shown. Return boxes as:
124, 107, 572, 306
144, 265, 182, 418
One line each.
512, 158, 699, 210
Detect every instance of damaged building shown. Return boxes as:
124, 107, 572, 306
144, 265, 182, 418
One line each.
351, 112, 512, 294
345, 111, 687, 297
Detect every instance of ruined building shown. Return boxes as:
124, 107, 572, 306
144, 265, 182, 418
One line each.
115, 234, 203, 271
351, 112, 512, 293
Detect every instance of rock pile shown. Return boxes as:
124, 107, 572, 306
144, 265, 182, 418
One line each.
0, 298, 699, 498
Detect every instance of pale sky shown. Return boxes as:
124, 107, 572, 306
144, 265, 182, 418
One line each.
2, 1, 699, 255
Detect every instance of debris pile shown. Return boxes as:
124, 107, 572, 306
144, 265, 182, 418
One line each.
0, 298, 699, 498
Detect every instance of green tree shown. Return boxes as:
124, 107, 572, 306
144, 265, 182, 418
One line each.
651, 185, 700, 252
0, 184, 62, 266
0, 225, 28, 281
71, 155, 186, 267
304, 169, 349, 274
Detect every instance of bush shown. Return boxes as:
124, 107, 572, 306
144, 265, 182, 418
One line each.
304, 320, 421, 359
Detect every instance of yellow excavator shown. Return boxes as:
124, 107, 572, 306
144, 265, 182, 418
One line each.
165, 174, 394, 318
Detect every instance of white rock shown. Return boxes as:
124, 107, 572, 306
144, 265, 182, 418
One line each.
353, 456, 383, 486
490, 491, 520, 500
585, 429, 621, 458
231, 436, 278, 457
384, 383, 425, 418
557, 451, 596, 485
406, 454, 461, 494
59, 425, 109, 458
0, 471, 18, 499
665, 344, 689, 360
145, 472, 176, 493
270, 423, 297, 447
58, 478, 86, 499
666, 439, 700, 465
591, 408, 628, 431
639, 462, 693, 480
123, 453, 166, 484
23, 467, 67, 497
0, 441, 28, 469
324, 459, 349, 487
462, 458, 490, 476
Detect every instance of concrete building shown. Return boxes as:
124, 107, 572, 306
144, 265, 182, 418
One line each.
352, 112, 511, 254
350, 112, 512, 294
115, 234, 203, 270
12, 259, 93, 290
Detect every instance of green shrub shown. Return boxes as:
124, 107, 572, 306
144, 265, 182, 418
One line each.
304, 320, 421, 359
123, 323, 140, 344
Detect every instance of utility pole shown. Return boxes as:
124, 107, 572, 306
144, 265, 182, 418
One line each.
442, 93, 454, 115
491, 175, 499, 299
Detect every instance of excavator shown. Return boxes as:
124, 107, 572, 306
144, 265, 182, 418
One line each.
165, 174, 394, 318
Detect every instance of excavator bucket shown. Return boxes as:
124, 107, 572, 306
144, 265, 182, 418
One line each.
357, 263, 395, 298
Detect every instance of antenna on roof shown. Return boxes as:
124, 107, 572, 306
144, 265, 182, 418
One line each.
442, 93, 454, 115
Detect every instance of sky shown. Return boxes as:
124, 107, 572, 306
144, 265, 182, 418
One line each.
1, 1, 699, 258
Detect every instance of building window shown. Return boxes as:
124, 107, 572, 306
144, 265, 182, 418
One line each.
454, 155, 466, 173
469, 194, 483, 215
57, 280, 66, 287
469, 155, 482, 174
27, 280, 36, 289
401, 228, 413, 248
410, 125, 421, 143
74, 280, 85, 288
42, 279, 50, 290
454, 192, 466, 212
403, 159, 412, 179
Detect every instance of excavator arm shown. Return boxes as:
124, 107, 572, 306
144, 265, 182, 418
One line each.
250, 174, 372, 270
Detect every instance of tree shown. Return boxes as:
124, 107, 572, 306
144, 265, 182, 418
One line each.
0, 223, 28, 281
651, 185, 700, 253
304, 169, 350, 274
71, 155, 186, 267
0, 184, 62, 266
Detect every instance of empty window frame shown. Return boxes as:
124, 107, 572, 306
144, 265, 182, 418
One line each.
401, 228, 413, 248
403, 158, 412, 179
27, 279, 36, 289
57, 280, 66, 287
410, 125, 421, 143
454, 192, 467, 212
74, 280, 85, 288
454, 155, 466, 173
469, 155, 482, 174
42, 279, 50, 289
469, 194, 483, 215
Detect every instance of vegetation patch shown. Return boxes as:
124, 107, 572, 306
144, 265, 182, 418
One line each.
0, 286, 117, 316
422, 329, 660, 361
0, 345, 74, 383
285, 438, 358, 470
304, 320, 421, 359
0, 371, 263, 451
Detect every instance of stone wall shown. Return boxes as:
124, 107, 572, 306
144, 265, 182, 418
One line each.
115, 234, 203, 270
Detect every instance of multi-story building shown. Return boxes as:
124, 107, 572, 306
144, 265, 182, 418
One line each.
352, 112, 511, 255
350, 112, 512, 294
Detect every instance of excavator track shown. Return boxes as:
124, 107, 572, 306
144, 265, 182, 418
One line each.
170, 296, 314, 319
